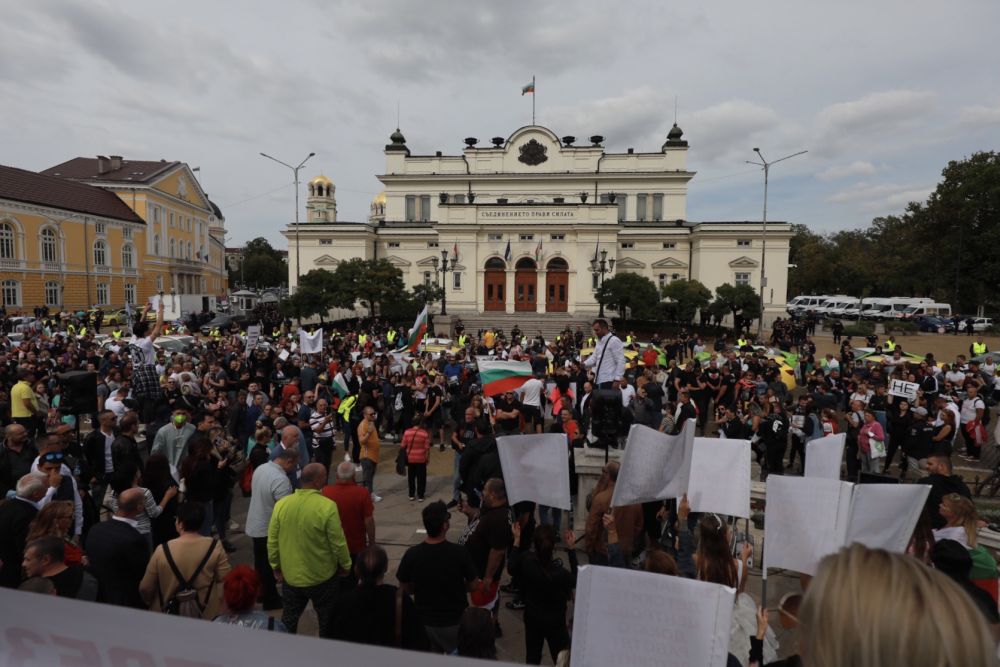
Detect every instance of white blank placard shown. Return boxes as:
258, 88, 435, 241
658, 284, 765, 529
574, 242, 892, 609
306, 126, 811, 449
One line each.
496, 434, 572, 510
611, 420, 695, 507
688, 437, 751, 518
804, 433, 846, 480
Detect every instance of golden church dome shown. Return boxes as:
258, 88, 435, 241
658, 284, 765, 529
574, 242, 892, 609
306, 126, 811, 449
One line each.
309, 174, 333, 186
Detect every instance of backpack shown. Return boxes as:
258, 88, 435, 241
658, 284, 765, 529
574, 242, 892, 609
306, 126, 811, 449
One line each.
161, 539, 217, 618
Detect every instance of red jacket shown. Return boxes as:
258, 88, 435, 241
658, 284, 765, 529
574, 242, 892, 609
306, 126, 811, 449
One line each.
401, 427, 431, 464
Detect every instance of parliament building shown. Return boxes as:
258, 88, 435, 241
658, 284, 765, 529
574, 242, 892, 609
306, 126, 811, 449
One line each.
282, 123, 791, 323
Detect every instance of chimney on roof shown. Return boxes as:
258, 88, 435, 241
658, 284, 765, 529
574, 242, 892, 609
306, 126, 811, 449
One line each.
109, 155, 123, 171
97, 156, 110, 174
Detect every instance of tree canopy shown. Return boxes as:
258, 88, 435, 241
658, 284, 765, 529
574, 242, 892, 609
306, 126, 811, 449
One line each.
710, 283, 761, 325
596, 273, 661, 321
329, 258, 406, 316
230, 237, 287, 288
789, 151, 1000, 313
661, 279, 711, 323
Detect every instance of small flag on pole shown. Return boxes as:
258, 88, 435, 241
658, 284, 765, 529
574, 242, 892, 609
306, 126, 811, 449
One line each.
406, 304, 429, 354
453, 242, 459, 263
521, 80, 535, 96
504, 239, 512, 262
535, 238, 542, 261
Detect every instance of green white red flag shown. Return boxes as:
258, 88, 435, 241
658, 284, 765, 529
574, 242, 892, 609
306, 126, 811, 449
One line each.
406, 304, 429, 353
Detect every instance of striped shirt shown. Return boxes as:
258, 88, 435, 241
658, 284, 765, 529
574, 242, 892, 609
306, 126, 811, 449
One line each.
310, 409, 336, 439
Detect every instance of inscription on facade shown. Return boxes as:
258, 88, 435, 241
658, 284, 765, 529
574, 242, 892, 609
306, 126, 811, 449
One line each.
480, 210, 576, 219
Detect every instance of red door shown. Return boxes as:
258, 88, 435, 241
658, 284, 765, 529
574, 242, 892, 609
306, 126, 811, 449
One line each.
546, 270, 568, 312
515, 269, 537, 312
484, 270, 505, 311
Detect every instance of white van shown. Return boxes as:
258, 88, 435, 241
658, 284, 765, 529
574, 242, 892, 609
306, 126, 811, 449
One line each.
843, 297, 879, 320
901, 302, 952, 319
860, 298, 893, 320
814, 295, 850, 318
882, 298, 932, 320
787, 295, 831, 316
826, 297, 861, 318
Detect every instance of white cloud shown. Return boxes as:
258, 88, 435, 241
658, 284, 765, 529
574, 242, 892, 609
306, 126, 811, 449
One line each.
546, 87, 671, 149
685, 100, 782, 165
826, 182, 933, 213
958, 103, 1000, 127
816, 160, 880, 182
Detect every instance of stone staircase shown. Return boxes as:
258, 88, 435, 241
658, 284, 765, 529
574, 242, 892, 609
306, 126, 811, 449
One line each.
439, 312, 593, 341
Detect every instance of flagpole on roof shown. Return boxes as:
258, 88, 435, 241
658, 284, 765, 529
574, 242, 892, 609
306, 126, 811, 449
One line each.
532, 75, 536, 125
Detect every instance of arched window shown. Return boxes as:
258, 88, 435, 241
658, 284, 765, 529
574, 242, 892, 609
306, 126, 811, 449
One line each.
0, 223, 15, 259
93, 239, 107, 267
485, 257, 506, 270
121, 244, 134, 269
515, 257, 537, 270
1, 280, 20, 307
169, 239, 176, 258
40, 228, 58, 263
153, 235, 161, 256
546, 257, 569, 271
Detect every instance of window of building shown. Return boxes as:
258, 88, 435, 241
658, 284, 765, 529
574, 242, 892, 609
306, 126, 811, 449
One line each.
551, 234, 565, 241
95, 222, 106, 234
123, 227, 132, 239
405, 195, 416, 221
592, 273, 599, 290
2, 280, 20, 307
652, 194, 664, 221
169, 212, 174, 228
44, 281, 60, 307
0, 223, 15, 259
420, 195, 431, 221
453, 272, 462, 290
735, 272, 751, 286
636, 194, 648, 221
93, 240, 108, 266
620, 242, 635, 249
122, 244, 134, 269
156, 275, 163, 291
169, 239, 176, 257
453, 194, 466, 204
428, 241, 439, 248
152, 207, 159, 223
96, 283, 109, 306
40, 228, 58, 263
737, 239, 752, 247
154, 235, 161, 256
197, 222, 202, 236
423, 271, 433, 285
187, 242, 192, 259
658, 273, 669, 288
124, 284, 136, 305
519, 234, 534, 241
662, 241, 676, 249
187, 218, 192, 231
314, 211, 326, 221
487, 233, 503, 242
319, 239, 333, 245
387, 242, 400, 248
617, 195, 627, 222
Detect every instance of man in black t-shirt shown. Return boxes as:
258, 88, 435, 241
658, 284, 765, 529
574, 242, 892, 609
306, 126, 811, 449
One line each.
397, 501, 479, 654
459, 478, 513, 628
493, 391, 522, 435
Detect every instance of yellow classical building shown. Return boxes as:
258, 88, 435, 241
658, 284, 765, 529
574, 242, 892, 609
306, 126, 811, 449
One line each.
43, 156, 228, 312
0, 165, 149, 311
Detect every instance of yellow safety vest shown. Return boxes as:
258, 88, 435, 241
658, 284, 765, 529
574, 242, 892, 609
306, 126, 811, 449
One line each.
587, 337, 596, 347
112, 330, 122, 339
626, 335, 634, 345
79, 327, 87, 336
737, 338, 748, 348
387, 330, 397, 343
211, 328, 221, 338
458, 334, 467, 346
359, 334, 368, 345
272, 329, 281, 338
67, 324, 76, 334
885, 340, 897, 351
973, 341, 987, 355
338, 395, 357, 421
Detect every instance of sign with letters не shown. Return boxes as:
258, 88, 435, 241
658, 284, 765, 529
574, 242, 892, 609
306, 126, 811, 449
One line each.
888, 379, 919, 401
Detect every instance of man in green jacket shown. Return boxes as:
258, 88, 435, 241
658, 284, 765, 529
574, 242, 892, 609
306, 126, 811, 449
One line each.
268, 463, 351, 636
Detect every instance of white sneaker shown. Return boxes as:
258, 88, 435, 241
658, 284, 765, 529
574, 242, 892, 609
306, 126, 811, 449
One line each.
373, 494, 383, 503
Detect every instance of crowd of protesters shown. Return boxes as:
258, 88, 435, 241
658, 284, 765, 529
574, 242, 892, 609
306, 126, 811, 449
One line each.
0, 300, 998, 666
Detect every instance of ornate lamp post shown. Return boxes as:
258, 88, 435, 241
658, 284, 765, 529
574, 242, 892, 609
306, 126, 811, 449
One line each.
589, 248, 615, 318
431, 249, 454, 316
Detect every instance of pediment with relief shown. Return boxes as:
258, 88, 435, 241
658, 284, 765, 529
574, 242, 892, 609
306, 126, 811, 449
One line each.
314, 254, 339, 266
728, 255, 759, 268
384, 255, 411, 267
651, 257, 688, 269
615, 257, 646, 269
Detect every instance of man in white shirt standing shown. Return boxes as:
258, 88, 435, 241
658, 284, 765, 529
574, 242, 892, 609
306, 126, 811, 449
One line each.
247, 446, 297, 609
584, 319, 625, 390
517, 374, 545, 434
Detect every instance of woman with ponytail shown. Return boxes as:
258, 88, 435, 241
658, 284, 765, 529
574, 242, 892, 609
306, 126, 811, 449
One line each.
212, 565, 287, 631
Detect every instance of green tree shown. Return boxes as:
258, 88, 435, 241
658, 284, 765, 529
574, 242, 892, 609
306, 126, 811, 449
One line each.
411, 283, 444, 305
660, 279, 711, 323
243, 237, 284, 262
239, 254, 287, 289
330, 258, 406, 315
711, 283, 761, 327
282, 269, 338, 321
596, 273, 660, 322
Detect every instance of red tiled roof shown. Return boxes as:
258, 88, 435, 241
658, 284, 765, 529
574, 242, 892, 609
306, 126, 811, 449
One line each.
0, 165, 144, 223
42, 157, 180, 183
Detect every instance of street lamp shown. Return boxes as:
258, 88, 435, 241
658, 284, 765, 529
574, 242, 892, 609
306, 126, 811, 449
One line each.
259, 151, 315, 287
431, 249, 454, 315
589, 248, 615, 318
746, 147, 807, 337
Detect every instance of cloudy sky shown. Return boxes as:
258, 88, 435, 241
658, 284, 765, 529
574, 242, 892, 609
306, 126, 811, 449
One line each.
2, 0, 997, 245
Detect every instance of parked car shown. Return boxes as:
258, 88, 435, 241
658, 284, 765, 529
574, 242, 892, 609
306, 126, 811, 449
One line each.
104, 308, 156, 326
914, 315, 948, 333
155, 335, 195, 355
200, 314, 244, 335
970, 317, 994, 332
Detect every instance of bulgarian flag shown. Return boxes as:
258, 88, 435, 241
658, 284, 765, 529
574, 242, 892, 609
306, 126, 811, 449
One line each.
478, 358, 533, 397
406, 304, 429, 353
521, 79, 535, 95
331, 372, 350, 398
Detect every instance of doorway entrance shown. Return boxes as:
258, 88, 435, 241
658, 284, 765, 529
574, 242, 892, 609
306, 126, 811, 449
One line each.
545, 257, 568, 312
484, 257, 506, 311
514, 257, 537, 312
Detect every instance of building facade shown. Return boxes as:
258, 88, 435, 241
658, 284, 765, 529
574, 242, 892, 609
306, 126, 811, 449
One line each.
41, 156, 228, 311
283, 124, 791, 321
0, 165, 153, 311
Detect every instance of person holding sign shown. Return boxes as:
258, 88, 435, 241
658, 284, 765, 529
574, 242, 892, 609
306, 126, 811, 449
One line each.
130, 298, 165, 422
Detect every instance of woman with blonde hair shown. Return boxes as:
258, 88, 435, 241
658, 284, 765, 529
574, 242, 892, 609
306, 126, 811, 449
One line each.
26, 500, 84, 567
934, 493, 978, 549
798, 544, 997, 667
